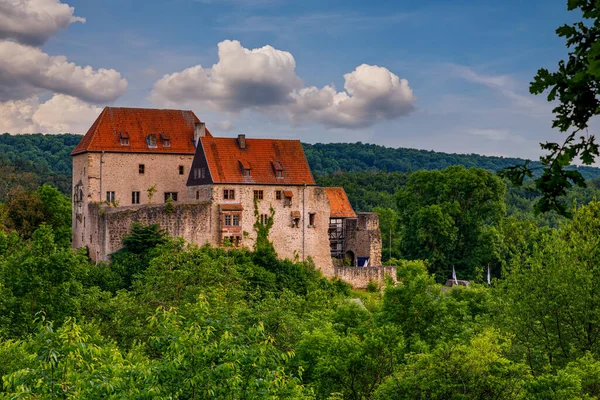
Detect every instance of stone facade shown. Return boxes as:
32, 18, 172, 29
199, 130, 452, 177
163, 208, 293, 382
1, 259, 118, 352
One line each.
87, 201, 213, 262
343, 213, 382, 267
189, 183, 334, 277
73, 152, 194, 251
334, 266, 397, 289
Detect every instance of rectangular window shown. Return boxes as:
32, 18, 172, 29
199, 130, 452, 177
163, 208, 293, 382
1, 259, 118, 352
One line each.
106, 191, 115, 203
253, 190, 264, 200
132, 191, 140, 204
309, 212, 316, 227
276, 170, 283, 178
225, 215, 232, 226
243, 169, 251, 177
193, 167, 206, 179
162, 139, 171, 147
196, 191, 200, 200
223, 189, 235, 200
120, 137, 129, 146
179, 165, 184, 175
276, 190, 282, 200
164, 192, 178, 202
233, 215, 240, 226
139, 164, 145, 174
260, 213, 269, 225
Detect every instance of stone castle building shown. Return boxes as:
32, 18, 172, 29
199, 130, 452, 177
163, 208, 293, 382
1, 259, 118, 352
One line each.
72, 107, 389, 285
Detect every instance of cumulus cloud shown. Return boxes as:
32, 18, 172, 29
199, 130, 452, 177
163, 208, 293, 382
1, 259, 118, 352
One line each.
152, 40, 301, 112
290, 64, 415, 128
152, 40, 415, 129
0, 94, 101, 134
0, 0, 85, 46
0, 41, 127, 103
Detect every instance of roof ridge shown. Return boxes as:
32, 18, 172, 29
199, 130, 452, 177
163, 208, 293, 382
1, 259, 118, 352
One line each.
202, 136, 301, 143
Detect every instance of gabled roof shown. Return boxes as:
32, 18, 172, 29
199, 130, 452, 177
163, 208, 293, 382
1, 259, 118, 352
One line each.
71, 107, 212, 155
196, 136, 315, 185
324, 187, 357, 218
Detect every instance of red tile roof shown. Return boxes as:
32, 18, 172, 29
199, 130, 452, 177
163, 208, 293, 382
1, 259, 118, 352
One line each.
324, 187, 356, 218
199, 136, 315, 185
71, 107, 212, 155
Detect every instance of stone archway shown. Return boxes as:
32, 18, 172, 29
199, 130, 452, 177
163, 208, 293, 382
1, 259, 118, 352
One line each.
344, 250, 355, 267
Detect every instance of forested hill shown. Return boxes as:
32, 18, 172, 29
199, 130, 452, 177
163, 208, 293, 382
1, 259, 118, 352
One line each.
3, 133, 600, 180
303, 142, 600, 179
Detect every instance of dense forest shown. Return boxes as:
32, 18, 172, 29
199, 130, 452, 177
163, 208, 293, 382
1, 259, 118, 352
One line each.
2, 134, 600, 397
3, 132, 600, 180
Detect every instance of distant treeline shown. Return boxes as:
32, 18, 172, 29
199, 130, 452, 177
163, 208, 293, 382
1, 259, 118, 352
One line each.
303, 141, 600, 179
4, 133, 600, 179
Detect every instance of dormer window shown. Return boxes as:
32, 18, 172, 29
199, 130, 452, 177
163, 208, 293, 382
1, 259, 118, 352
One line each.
239, 160, 251, 177
160, 132, 171, 147
146, 134, 157, 148
272, 161, 284, 178
119, 132, 130, 146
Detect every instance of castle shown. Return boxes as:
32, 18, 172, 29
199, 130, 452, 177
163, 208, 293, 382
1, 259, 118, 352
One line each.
72, 107, 392, 286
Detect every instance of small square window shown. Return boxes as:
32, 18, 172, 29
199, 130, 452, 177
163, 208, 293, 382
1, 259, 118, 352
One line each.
253, 190, 264, 200
276, 170, 283, 178
276, 190, 282, 200
139, 164, 145, 174
164, 192, 178, 202
132, 191, 140, 204
243, 169, 251, 177
179, 165, 184, 175
162, 139, 171, 147
223, 189, 235, 200
120, 137, 129, 146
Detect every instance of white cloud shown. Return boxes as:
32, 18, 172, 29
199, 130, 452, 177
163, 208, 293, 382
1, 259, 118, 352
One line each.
0, 94, 101, 134
152, 40, 416, 129
152, 40, 301, 112
0, 41, 128, 103
290, 64, 415, 128
0, 0, 85, 46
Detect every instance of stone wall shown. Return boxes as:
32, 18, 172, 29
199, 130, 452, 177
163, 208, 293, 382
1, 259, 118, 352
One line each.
88, 201, 213, 261
73, 152, 194, 254
333, 266, 397, 289
206, 183, 334, 277
344, 213, 382, 267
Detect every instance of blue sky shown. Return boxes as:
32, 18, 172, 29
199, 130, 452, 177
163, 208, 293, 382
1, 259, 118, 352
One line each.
0, 0, 584, 160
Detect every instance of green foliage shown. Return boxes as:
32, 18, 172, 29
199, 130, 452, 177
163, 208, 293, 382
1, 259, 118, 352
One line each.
374, 329, 527, 400
397, 166, 506, 280
304, 142, 600, 180
500, 2, 600, 216
499, 201, 600, 372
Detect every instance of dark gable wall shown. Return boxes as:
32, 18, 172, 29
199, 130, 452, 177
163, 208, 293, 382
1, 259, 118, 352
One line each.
186, 140, 214, 186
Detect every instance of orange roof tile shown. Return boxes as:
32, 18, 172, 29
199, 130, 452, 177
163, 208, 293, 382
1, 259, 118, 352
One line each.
71, 107, 212, 155
324, 187, 356, 218
197, 137, 315, 185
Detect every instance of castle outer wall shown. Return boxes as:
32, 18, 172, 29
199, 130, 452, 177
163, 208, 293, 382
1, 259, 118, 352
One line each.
73, 152, 194, 252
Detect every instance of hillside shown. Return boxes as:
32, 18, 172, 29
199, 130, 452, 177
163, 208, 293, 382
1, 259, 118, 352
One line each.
3, 133, 600, 180
303, 142, 600, 179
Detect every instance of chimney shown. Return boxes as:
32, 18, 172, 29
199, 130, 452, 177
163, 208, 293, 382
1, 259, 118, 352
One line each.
194, 122, 206, 145
237, 134, 246, 149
